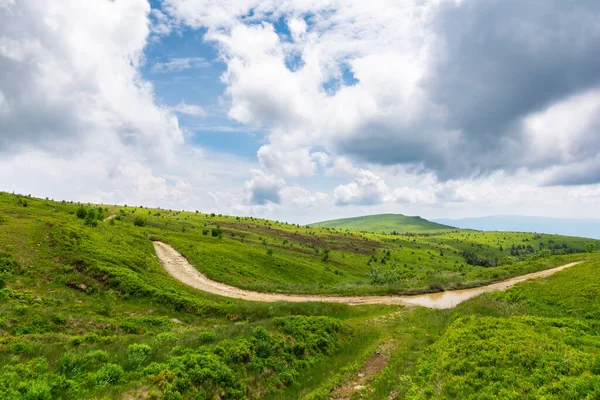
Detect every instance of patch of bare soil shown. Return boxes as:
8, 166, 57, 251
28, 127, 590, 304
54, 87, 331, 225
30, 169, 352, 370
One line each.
329, 340, 396, 399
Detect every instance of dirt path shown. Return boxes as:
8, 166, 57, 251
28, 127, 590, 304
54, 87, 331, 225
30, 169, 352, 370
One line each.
103, 214, 116, 222
153, 241, 581, 309
329, 340, 396, 399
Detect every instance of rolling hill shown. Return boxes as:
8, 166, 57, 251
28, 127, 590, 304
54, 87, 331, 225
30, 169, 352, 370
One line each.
1, 191, 600, 399
310, 213, 457, 234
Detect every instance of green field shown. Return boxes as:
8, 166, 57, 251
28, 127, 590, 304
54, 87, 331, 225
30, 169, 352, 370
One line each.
1, 191, 600, 399
310, 213, 456, 234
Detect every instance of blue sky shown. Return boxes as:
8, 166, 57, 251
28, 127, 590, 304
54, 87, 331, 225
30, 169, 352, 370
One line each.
2, 0, 600, 224
141, 19, 265, 159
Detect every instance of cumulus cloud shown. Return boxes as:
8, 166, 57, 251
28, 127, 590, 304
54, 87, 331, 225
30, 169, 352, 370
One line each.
0, 0, 185, 162
257, 145, 317, 177
243, 169, 285, 205
151, 57, 210, 73
164, 0, 600, 184
0, 0, 256, 213
334, 170, 394, 206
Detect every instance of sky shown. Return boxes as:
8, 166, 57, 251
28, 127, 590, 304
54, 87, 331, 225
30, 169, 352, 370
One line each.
1, 0, 600, 224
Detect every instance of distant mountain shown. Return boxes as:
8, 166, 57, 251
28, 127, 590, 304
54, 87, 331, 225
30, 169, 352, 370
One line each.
310, 213, 457, 234
434, 215, 600, 239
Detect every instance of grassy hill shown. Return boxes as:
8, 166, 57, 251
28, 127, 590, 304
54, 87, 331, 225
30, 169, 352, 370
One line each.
1, 191, 600, 399
310, 213, 457, 234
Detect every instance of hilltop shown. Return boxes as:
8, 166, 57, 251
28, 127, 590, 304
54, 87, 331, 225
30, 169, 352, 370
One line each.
310, 213, 457, 234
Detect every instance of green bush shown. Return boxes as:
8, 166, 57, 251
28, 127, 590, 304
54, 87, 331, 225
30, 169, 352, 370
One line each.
84, 211, 98, 227
127, 343, 152, 368
198, 330, 216, 344
76, 206, 87, 219
133, 217, 147, 227
94, 363, 124, 386
156, 332, 178, 343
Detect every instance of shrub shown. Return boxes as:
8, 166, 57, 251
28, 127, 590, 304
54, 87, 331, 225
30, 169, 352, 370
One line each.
0, 252, 20, 274
127, 343, 152, 368
94, 363, 124, 386
58, 352, 87, 376
51, 313, 66, 324
84, 210, 98, 227
198, 330, 217, 344
133, 217, 147, 227
586, 243, 597, 253
76, 206, 87, 219
156, 332, 178, 343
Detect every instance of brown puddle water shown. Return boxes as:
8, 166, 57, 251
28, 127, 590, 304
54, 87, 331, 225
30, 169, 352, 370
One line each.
400, 261, 581, 309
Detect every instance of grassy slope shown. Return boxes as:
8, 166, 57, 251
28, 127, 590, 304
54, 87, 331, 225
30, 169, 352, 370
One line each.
309, 213, 457, 234
365, 254, 600, 400
0, 192, 395, 399
1, 192, 600, 399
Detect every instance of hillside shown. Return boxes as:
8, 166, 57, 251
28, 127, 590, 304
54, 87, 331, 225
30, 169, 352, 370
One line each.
1, 191, 600, 399
310, 213, 456, 234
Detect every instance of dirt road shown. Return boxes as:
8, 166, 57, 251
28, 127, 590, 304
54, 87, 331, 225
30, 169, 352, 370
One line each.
153, 241, 581, 309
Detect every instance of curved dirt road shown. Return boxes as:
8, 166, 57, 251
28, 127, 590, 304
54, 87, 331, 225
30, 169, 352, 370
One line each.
153, 241, 581, 309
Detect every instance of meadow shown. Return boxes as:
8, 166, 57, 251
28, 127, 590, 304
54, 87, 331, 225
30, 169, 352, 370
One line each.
33, 195, 591, 297
0, 191, 599, 399
309, 213, 455, 234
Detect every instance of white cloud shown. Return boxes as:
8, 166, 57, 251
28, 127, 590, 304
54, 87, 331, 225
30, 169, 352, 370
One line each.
164, 0, 600, 184
393, 187, 436, 205
523, 89, 600, 165
4, 0, 600, 223
334, 169, 394, 206
257, 145, 316, 177
325, 157, 358, 177
170, 101, 206, 116
151, 56, 210, 73
243, 169, 285, 205
0, 0, 183, 161
311, 152, 330, 168
281, 186, 328, 208
0, 0, 257, 214
569, 185, 600, 200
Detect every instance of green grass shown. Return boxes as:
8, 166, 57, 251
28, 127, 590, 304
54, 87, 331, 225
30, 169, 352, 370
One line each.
1, 191, 600, 399
0, 192, 392, 399
309, 213, 456, 234
380, 254, 600, 399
